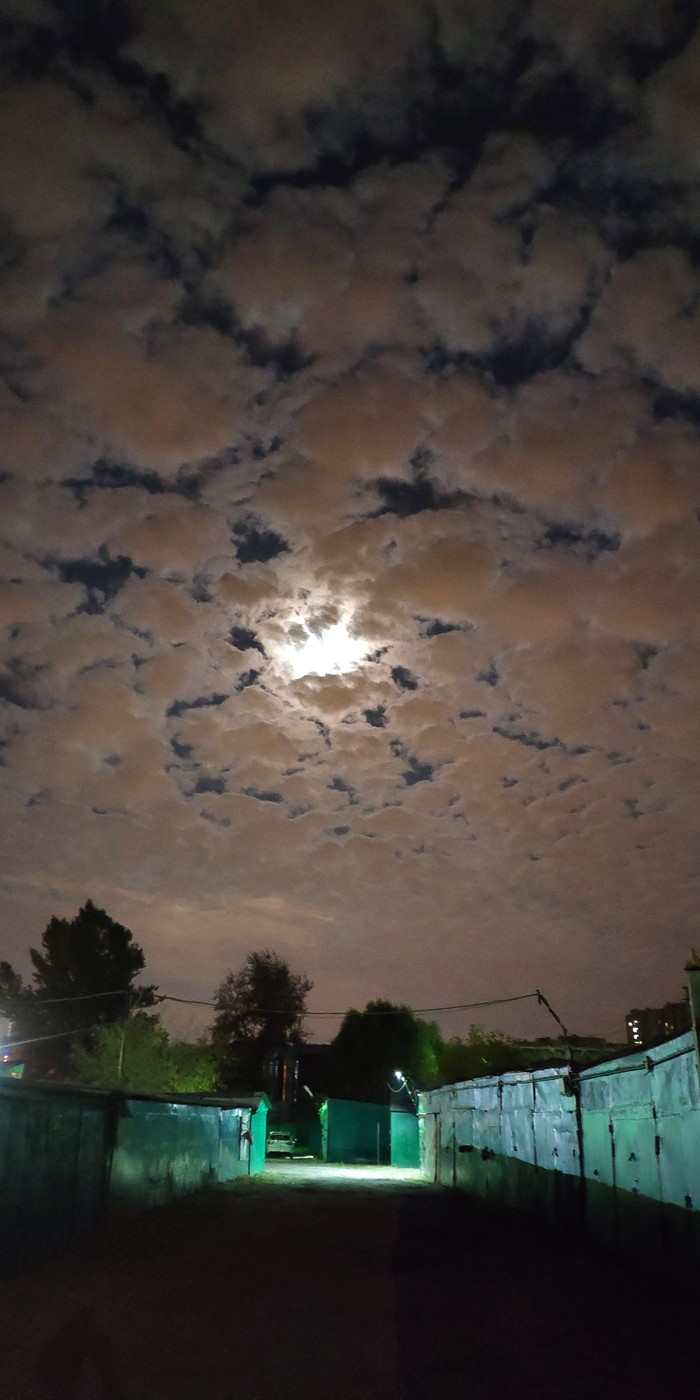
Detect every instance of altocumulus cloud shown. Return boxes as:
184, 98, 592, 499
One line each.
1, 0, 700, 1037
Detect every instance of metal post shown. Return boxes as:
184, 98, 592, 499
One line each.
536, 989, 574, 1063
117, 990, 132, 1088
684, 951, 700, 1083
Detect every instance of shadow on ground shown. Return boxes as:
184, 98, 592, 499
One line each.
393, 1184, 697, 1400
0, 1163, 696, 1399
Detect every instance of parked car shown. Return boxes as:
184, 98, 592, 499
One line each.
266, 1127, 296, 1158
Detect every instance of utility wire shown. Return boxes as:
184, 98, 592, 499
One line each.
1, 987, 540, 1016
160, 991, 541, 1016
2, 989, 560, 1051
1, 1022, 110, 1051
11, 988, 132, 1006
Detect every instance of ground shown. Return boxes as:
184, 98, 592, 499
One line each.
0, 1162, 696, 1399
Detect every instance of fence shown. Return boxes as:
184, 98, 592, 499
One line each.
0, 1080, 260, 1277
419, 1030, 700, 1264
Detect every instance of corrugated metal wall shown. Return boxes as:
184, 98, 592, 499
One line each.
423, 1068, 581, 1224
0, 1083, 253, 1276
0, 1080, 116, 1277
108, 1098, 249, 1213
580, 1031, 700, 1262
420, 1031, 700, 1263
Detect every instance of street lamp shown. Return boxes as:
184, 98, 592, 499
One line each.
393, 1069, 418, 1107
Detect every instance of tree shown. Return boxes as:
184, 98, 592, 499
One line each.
213, 949, 312, 1091
327, 1001, 441, 1104
0, 900, 156, 1074
66, 1014, 218, 1095
437, 1026, 526, 1084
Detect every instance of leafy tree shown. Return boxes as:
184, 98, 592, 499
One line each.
437, 1026, 526, 1084
327, 1001, 441, 1104
0, 900, 156, 1073
66, 1014, 218, 1095
213, 948, 312, 1091
0, 962, 23, 1004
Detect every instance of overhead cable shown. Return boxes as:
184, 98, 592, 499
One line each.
159, 990, 541, 1015
1, 1023, 109, 1051
11, 988, 132, 1005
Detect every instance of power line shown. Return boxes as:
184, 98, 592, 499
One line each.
1, 1022, 109, 1051
2, 987, 541, 1016
160, 991, 541, 1015
11, 988, 132, 1006
1, 989, 555, 1052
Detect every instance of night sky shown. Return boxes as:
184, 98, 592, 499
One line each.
2, 0, 700, 1044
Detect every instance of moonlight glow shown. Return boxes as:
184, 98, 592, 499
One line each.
285, 622, 368, 679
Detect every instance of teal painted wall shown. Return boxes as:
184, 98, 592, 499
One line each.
0, 1084, 251, 1275
0, 1080, 115, 1278
390, 1112, 420, 1167
322, 1099, 390, 1164
249, 1101, 267, 1175
109, 1099, 250, 1212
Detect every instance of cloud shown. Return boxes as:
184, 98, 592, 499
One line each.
1, 0, 700, 1040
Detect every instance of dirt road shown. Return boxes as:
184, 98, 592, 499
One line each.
0, 1162, 695, 1400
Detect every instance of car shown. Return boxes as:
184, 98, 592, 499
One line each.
266, 1128, 296, 1158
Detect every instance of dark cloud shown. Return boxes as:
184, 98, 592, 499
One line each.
0, 671, 37, 710
193, 774, 227, 795
477, 665, 500, 688
63, 459, 168, 500
391, 666, 418, 691
493, 724, 560, 751
54, 552, 144, 608
233, 522, 290, 564
229, 626, 265, 654
374, 473, 462, 518
169, 736, 192, 759
242, 786, 283, 804
166, 693, 228, 718
235, 669, 261, 692
402, 755, 435, 786
363, 704, 388, 728
538, 521, 622, 560
417, 618, 465, 638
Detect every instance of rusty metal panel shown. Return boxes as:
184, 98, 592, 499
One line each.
579, 1070, 610, 1114
651, 1043, 699, 1114
501, 1077, 536, 1167
533, 1072, 579, 1178
648, 1040, 700, 1212
656, 1109, 700, 1210
582, 1110, 615, 1189
611, 1108, 661, 1201
217, 1107, 246, 1181
470, 1105, 501, 1156
452, 1106, 473, 1149
453, 1081, 477, 1111
437, 1107, 456, 1186
420, 1034, 700, 1261
0, 1080, 113, 1277
418, 1112, 437, 1179
469, 1078, 501, 1162
109, 1098, 223, 1213
608, 1066, 650, 1110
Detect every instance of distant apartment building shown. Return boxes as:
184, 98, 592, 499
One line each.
626, 1000, 691, 1047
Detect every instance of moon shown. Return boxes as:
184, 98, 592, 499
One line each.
284, 621, 368, 679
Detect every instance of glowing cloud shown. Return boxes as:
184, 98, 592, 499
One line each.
284, 621, 368, 679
